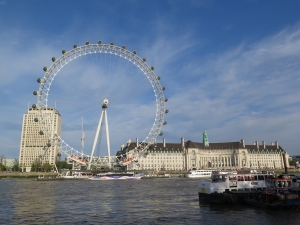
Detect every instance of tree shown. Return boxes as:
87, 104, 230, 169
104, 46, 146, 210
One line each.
0, 164, 6, 172
56, 160, 72, 170
0, 155, 5, 165
31, 158, 42, 172
42, 163, 53, 172
12, 163, 21, 172
289, 159, 297, 166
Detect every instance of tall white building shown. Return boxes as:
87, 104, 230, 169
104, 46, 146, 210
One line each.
19, 107, 62, 172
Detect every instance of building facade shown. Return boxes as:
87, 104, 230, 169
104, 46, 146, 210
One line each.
19, 107, 62, 172
119, 131, 289, 171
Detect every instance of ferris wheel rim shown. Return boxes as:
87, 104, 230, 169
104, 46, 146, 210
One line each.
34, 42, 167, 161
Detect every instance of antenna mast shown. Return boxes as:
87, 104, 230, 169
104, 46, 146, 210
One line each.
81, 117, 85, 159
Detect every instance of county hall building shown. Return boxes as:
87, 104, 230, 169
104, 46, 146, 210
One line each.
118, 130, 289, 171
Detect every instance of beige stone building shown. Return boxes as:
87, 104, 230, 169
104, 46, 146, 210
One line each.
119, 130, 289, 171
19, 107, 62, 172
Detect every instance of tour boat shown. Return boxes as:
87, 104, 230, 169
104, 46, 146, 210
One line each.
88, 172, 142, 180
186, 169, 213, 178
198, 171, 274, 203
58, 170, 90, 179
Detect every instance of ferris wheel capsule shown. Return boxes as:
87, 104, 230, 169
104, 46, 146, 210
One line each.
33, 91, 37, 95
98, 40, 102, 44
34, 118, 38, 122
73, 44, 77, 48
43, 67, 47, 72
37, 78, 41, 83
164, 98, 168, 102
52, 57, 56, 62
62, 50, 66, 54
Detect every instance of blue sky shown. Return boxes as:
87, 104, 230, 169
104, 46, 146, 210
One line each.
1, 0, 300, 159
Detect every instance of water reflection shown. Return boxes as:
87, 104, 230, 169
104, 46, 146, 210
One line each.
12, 179, 58, 224
0, 178, 299, 224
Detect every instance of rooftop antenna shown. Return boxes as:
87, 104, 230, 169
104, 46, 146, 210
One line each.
81, 117, 85, 159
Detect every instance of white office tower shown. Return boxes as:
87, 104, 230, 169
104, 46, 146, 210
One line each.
19, 108, 62, 172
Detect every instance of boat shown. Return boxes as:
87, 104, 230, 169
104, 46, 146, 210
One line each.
198, 170, 274, 203
37, 171, 90, 181
89, 172, 142, 180
186, 169, 213, 178
59, 170, 90, 179
246, 174, 300, 209
37, 176, 66, 181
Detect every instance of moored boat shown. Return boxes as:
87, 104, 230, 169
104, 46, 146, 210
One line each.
186, 169, 213, 178
88, 172, 142, 180
246, 174, 300, 209
198, 171, 274, 203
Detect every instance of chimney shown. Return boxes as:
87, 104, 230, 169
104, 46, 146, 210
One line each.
241, 139, 245, 148
136, 138, 139, 147
256, 141, 259, 149
163, 138, 166, 148
262, 141, 265, 149
181, 137, 184, 149
271, 142, 274, 146
275, 141, 279, 149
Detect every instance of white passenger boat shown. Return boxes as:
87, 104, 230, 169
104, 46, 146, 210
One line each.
59, 170, 90, 179
89, 172, 142, 180
198, 171, 274, 203
186, 169, 213, 178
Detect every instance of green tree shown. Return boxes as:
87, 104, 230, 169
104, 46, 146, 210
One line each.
55, 160, 72, 170
31, 158, 42, 172
42, 163, 53, 172
12, 163, 21, 172
0, 164, 6, 172
289, 159, 297, 166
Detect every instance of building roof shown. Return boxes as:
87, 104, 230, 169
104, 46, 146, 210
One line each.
186, 140, 243, 149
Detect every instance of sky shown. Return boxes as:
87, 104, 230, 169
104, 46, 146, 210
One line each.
1, 0, 300, 159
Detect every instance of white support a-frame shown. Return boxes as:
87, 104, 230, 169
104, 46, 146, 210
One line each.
88, 99, 111, 169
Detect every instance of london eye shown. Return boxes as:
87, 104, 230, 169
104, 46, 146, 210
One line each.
32, 41, 168, 168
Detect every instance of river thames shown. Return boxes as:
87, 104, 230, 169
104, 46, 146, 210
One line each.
1, 177, 299, 224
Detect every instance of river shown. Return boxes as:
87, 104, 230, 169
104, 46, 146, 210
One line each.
0, 177, 299, 224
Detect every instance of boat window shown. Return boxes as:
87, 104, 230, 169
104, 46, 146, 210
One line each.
238, 176, 244, 181
229, 176, 236, 180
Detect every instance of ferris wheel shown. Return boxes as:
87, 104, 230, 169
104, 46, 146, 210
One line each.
32, 41, 168, 168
